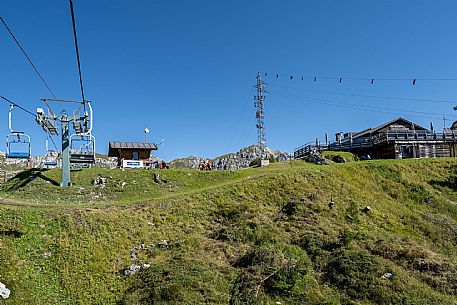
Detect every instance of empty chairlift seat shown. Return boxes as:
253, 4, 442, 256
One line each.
5, 133, 31, 159
69, 134, 96, 164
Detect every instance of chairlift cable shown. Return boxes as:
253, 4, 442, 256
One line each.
69, 0, 87, 113
0, 17, 57, 99
0, 96, 36, 117
46, 133, 59, 151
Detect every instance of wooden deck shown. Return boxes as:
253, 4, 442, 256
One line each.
294, 130, 457, 159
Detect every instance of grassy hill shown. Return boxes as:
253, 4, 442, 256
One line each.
0, 158, 457, 304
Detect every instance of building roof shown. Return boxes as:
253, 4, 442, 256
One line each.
109, 141, 158, 150
350, 117, 428, 140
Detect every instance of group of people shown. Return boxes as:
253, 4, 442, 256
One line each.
199, 161, 213, 170
152, 160, 169, 169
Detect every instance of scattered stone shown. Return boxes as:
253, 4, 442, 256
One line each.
124, 264, 141, 276
121, 181, 126, 188
346, 215, 354, 221
141, 263, 151, 269
362, 206, 372, 213
381, 272, 393, 279
424, 196, 434, 204
43, 251, 52, 259
153, 173, 161, 183
0, 282, 10, 299
158, 240, 168, 249
39, 224, 46, 228
92, 176, 107, 186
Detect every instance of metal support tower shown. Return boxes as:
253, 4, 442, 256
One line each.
254, 72, 267, 157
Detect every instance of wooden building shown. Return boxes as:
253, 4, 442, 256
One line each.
108, 142, 158, 168
294, 117, 457, 160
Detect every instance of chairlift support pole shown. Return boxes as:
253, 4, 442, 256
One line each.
60, 115, 71, 186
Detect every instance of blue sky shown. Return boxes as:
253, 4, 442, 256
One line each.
2, 0, 457, 160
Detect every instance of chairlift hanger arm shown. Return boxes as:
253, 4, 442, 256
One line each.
41, 98, 90, 103
0, 96, 37, 117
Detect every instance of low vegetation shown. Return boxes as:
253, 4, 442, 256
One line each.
1, 158, 457, 304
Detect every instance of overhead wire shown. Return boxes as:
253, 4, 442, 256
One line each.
269, 91, 450, 121
47, 133, 59, 151
0, 16, 58, 100
261, 72, 457, 84
226, 87, 254, 152
0, 16, 64, 114
1, 96, 59, 151
267, 83, 457, 105
69, 0, 86, 113
0, 96, 37, 117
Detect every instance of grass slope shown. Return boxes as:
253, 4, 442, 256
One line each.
0, 159, 456, 304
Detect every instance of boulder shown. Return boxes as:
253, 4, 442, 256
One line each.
306, 150, 329, 165
0, 282, 10, 299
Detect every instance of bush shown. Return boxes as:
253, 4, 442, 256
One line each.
231, 246, 311, 304
324, 249, 379, 300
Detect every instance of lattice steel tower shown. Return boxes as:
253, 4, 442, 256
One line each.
254, 72, 267, 155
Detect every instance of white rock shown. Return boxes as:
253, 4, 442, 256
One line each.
0, 282, 10, 299
381, 272, 393, 279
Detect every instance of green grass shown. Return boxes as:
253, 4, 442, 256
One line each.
0, 158, 457, 304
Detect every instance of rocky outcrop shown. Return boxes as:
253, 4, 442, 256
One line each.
306, 150, 329, 165
169, 145, 289, 170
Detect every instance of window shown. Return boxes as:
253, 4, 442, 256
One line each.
133, 151, 139, 160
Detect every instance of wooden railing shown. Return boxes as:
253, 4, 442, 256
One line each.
294, 130, 457, 159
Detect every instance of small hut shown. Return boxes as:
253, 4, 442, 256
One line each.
108, 142, 158, 168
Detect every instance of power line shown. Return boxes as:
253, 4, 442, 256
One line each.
226, 87, 254, 152
0, 16, 58, 100
270, 90, 457, 118
262, 72, 457, 84
69, 0, 86, 113
269, 91, 450, 121
268, 83, 456, 105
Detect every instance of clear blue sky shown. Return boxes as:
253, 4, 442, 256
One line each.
2, 0, 457, 160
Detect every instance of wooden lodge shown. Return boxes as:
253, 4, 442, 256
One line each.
108, 141, 158, 168
294, 117, 457, 160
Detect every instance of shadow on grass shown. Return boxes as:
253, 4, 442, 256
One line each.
430, 177, 457, 191
0, 229, 22, 238
5, 168, 59, 191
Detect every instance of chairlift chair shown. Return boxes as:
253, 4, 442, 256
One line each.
6, 132, 31, 159
5, 105, 31, 159
44, 137, 59, 167
69, 133, 95, 164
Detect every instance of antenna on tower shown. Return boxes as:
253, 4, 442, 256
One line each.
255, 72, 267, 158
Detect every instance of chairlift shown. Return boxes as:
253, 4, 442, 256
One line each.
5, 104, 31, 159
69, 133, 95, 164
44, 137, 59, 167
